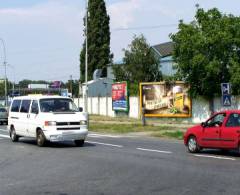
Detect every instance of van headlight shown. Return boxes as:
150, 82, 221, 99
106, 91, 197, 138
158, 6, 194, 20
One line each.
80, 120, 87, 125
44, 121, 57, 126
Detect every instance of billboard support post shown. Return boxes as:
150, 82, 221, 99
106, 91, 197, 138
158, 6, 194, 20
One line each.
141, 107, 146, 126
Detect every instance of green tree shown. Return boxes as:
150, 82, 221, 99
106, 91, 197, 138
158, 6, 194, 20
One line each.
80, 0, 112, 82
64, 80, 79, 98
0, 79, 14, 97
171, 7, 240, 101
113, 35, 162, 94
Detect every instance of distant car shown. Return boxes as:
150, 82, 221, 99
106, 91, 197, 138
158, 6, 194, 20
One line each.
0, 107, 8, 125
184, 110, 240, 153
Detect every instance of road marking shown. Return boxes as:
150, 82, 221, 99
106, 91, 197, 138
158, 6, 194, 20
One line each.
0, 134, 9, 138
0, 129, 8, 132
86, 141, 123, 148
194, 154, 236, 161
88, 133, 121, 138
137, 147, 172, 154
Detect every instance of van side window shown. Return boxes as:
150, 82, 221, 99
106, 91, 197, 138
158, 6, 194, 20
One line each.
11, 100, 21, 112
20, 100, 31, 113
31, 100, 39, 114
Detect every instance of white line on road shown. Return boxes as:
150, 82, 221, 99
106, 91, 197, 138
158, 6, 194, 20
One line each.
137, 147, 172, 154
0, 128, 8, 132
0, 134, 9, 138
88, 133, 122, 138
86, 141, 123, 148
194, 154, 236, 161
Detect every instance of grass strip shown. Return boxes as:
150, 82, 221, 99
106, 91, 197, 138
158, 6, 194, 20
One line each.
89, 123, 185, 139
151, 131, 184, 140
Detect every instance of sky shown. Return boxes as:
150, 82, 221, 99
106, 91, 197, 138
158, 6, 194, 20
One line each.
0, 0, 239, 83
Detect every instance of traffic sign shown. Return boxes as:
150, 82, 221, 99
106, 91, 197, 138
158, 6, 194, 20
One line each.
222, 94, 231, 107
221, 83, 231, 95
61, 89, 68, 97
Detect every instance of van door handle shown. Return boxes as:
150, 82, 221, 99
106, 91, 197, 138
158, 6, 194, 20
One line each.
27, 114, 30, 118
11, 117, 19, 119
237, 130, 240, 133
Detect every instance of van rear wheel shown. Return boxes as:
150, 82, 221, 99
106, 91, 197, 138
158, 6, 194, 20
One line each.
36, 129, 46, 147
74, 140, 84, 147
10, 126, 19, 142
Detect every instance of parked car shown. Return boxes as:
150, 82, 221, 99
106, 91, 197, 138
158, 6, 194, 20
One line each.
8, 95, 88, 147
0, 107, 8, 125
184, 110, 240, 153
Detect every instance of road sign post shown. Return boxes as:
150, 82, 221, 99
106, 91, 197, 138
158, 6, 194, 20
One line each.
221, 83, 231, 107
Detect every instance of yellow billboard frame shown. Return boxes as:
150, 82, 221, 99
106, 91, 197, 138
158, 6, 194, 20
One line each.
139, 81, 192, 118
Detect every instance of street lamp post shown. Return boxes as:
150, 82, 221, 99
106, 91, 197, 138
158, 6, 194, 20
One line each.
84, 0, 88, 113
0, 38, 7, 106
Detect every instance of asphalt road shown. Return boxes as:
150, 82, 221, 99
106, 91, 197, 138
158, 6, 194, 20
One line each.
1, 126, 240, 195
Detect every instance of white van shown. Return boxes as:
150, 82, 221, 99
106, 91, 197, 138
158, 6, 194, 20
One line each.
8, 95, 88, 147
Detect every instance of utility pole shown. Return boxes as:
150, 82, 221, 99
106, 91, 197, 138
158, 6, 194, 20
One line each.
8, 64, 15, 98
70, 75, 73, 98
84, 0, 88, 113
0, 38, 7, 106
4, 61, 7, 105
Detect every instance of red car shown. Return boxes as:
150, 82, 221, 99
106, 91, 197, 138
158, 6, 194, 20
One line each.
184, 110, 240, 153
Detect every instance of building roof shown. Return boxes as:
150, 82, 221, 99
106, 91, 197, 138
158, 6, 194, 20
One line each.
152, 41, 174, 57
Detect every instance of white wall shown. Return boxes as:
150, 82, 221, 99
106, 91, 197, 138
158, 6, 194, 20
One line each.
74, 96, 239, 123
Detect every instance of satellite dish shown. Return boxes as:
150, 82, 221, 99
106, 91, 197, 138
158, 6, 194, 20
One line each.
93, 69, 102, 80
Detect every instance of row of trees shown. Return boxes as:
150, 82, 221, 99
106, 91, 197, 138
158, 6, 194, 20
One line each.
79, 1, 240, 105
171, 7, 240, 100
79, 0, 161, 94
80, 0, 112, 82
0, 79, 80, 97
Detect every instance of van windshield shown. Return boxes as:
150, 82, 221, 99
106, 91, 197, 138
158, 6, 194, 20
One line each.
39, 98, 79, 113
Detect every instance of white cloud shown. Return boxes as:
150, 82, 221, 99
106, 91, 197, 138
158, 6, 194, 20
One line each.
108, 0, 141, 29
0, 1, 84, 38
0, 1, 86, 81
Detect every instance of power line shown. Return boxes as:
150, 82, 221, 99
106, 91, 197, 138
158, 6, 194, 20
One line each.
112, 24, 178, 31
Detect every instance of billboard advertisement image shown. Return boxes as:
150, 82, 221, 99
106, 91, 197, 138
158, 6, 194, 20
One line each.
112, 82, 129, 112
140, 82, 191, 117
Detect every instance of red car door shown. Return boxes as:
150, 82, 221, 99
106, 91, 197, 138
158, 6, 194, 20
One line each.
199, 113, 226, 148
220, 113, 240, 149
200, 126, 221, 147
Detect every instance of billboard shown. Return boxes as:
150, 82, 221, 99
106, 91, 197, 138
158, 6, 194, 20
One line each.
28, 84, 49, 89
112, 82, 129, 112
140, 82, 191, 117
50, 81, 61, 88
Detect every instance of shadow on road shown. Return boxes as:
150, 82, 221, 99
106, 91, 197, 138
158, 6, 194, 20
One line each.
18, 138, 96, 148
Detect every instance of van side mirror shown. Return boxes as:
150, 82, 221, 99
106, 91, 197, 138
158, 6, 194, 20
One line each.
79, 107, 83, 112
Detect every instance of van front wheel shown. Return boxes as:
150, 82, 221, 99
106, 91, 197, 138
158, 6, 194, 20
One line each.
10, 126, 19, 142
37, 129, 46, 147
